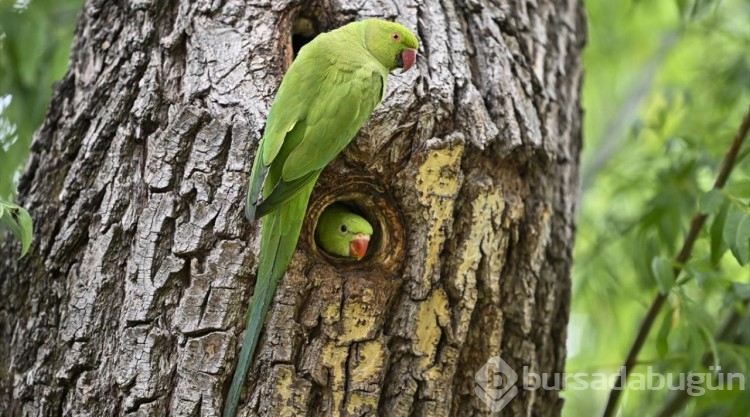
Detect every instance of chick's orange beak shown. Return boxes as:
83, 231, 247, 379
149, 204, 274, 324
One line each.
349, 234, 370, 261
401, 48, 417, 73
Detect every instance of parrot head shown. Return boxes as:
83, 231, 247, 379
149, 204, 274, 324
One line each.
315, 204, 375, 261
363, 19, 419, 73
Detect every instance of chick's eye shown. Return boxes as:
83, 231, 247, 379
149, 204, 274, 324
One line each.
340, 225, 348, 233
391, 32, 400, 42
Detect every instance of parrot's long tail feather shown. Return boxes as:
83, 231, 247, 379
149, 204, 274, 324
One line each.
222, 235, 280, 417
224, 186, 313, 417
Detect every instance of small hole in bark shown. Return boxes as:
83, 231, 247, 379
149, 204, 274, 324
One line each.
292, 17, 317, 57
290, 3, 353, 58
305, 176, 405, 275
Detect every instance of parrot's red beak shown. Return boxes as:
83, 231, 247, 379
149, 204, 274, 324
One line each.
349, 234, 370, 261
400, 48, 417, 73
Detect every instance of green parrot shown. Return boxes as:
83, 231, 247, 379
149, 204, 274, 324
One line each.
315, 203, 374, 260
224, 19, 418, 417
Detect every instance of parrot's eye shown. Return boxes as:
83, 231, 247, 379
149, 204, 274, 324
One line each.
340, 225, 348, 233
391, 32, 400, 42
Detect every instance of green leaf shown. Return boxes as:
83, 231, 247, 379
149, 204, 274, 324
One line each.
681, 300, 718, 369
0, 209, 24, 241
718, 341, 750, 375
697, 323, 720, 369
710, 202, 729, 265
731, 282, 750, 301
651, 256, 675, 294
656, 309, 673, 358
0, 200, 33, 257
723, 203, 750, 265
724, 179, 750, 201
687, 323, 706, 368
15, 204, 32, 257
684, 258, 726, 287
735, 214, 750, 265
688, 0, 718, 21
675, 0, 689, 16
699, 189, 725, 215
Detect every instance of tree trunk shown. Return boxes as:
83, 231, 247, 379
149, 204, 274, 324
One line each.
0, 0, 584, 416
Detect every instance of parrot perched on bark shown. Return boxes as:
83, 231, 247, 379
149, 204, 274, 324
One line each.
315, 203, 374, 260
224, 18, 418, 417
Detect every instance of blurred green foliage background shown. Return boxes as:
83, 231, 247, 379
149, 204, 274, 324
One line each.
567, 0, 749, 416
1, 0, 82, 252
0, 0, 82, 200
0, 0, 748, 415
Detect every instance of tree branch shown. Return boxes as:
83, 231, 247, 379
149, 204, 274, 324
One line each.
601, 105, 750, 417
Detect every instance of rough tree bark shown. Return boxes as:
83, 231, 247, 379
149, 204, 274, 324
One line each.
0, 0, 584, 416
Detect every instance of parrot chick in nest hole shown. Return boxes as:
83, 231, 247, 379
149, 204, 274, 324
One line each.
315, 203, 374, 260
224, 18, 418, 417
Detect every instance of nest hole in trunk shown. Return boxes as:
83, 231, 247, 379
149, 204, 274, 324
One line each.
304, 176, 406, 276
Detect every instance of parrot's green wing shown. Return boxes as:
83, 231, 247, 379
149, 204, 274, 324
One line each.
253, 63, 385, 218
281, 66, 384, 181
244, 52, 319, 221
254, 170, 318, 218
245, 114, 300, 220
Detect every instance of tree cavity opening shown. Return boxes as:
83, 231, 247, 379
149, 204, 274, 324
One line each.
292, 17, 317, 57
305, 177, 406, 275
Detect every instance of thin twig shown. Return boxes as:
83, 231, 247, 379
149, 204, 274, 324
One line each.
601, 105, 750, 417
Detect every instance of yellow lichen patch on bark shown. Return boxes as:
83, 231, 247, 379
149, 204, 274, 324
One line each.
319, 343, 349, 416
528, 202, 552, 267
455, 191, 504, 294
339, 288, 379, 344
271, 364, 301, 417
346, 391, 379, 414
415, 142, 465, 290
350, 340, 385, 380
322, 301, 341, 324
320, 332, 386, 416
346, 340, 385, 414
414, 288, 451, 368
449, 190, 506, 342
